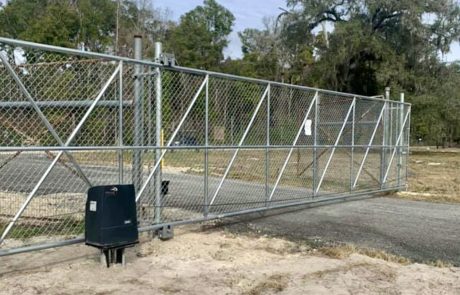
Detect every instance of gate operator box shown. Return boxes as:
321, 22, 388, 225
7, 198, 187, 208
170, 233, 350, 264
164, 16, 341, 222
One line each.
85, 184, 139, 249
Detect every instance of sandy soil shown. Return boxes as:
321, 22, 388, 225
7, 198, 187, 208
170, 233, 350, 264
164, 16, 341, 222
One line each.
1, 226, 459, 295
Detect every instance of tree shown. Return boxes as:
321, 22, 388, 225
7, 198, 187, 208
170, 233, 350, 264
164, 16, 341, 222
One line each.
165, 0, 235, 69
0, 0, 173, 55
283, 0, 460, 94
0, 0, 117, 52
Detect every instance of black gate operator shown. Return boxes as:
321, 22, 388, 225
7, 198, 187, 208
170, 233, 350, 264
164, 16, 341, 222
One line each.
85, 184, 139, 251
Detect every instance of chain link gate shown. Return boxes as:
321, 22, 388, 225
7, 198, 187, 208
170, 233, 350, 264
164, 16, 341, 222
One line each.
0, 38, 411, 256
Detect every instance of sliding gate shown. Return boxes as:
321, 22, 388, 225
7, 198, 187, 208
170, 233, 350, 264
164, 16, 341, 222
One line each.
0, 38, 410, 256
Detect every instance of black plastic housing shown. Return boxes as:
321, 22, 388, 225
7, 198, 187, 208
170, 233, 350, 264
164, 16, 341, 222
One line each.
85, 184, 139, 249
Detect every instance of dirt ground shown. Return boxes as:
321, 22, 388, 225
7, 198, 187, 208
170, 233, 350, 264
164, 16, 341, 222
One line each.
397, 147, 460, 203
1, 148, 459, 294
1, 225, 459, 295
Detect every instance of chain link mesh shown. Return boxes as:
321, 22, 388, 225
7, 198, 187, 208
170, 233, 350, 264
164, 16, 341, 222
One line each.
0, 40, 410, 254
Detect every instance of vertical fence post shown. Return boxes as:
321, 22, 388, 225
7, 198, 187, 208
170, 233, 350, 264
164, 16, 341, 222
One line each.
405, 105, 411, 187
398, 93, 405, 188
313, 93, 319, 197
380, 87, 390, 188
133, 35, 143, 196
118, 61, 124, 184
265, 83, 271, 207
154, 42, 163, 224
350, 98, 356, 192
204, 74, 209, 217
145, 66, 154, 202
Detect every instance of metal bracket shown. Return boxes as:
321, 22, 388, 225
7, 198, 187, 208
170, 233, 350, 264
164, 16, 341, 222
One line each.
156, 225, 174, 241
158, 53, 176, 67
100, 248, 126, 268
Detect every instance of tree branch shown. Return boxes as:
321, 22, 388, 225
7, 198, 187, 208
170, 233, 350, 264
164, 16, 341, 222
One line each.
373, 11, 403, 31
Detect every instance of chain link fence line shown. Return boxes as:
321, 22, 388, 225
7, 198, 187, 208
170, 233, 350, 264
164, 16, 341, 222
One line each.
0, 38, 410, 256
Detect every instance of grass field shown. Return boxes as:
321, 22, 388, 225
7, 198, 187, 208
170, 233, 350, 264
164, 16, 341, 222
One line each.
398, 148, 460, 203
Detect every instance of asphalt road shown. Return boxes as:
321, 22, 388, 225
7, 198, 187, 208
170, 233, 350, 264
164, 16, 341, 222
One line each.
1, 153, 459, 265
0, 153, 319, 212
224, 197, 460, 266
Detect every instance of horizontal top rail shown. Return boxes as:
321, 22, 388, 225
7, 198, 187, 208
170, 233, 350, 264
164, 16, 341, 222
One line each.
0, 37, 410, 105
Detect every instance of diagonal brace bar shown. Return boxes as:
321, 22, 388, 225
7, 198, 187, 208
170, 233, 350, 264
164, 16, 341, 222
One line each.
0, 53, 92, 187
136, 75, 209, 202
0, 63, 122, 244
208, 85, 270, 206
353, 103, 386, 188
316, 98, 356, 194
268, 92, 318, 201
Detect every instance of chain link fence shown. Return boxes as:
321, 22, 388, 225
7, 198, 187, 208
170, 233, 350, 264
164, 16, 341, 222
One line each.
0, 38, 411, 256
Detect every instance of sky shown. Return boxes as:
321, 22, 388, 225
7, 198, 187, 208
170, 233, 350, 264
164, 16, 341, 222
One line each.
152, 0, 287, 58
153, 0, 460, 62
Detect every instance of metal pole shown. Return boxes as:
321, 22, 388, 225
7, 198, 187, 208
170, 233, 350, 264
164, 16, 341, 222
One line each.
0, 100, 133, 108
398, 93, 404, 188
380, 87, 390, 188
154, 42, 162, 224
350, 98, 356, 192
405, 106, 411, 187
313, 93, 319, 197
145, 66, 153, 202
133, 35, 143, 195
118, 62, 124, 184
265, 84, 271, 206
204, 74, 210, 217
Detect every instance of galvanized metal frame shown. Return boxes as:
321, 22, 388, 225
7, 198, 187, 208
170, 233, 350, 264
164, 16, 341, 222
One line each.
0, 54, 93, 188
209, 85, 270, 206
316, 98, 356, 194
135, 75, 208, 202
353, 104, 386, 188
0, 61, 122, 243
0, 37, 400, 103
383, 109, 410, 183
268, 92, 318, 201
0, 38, 411, 256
